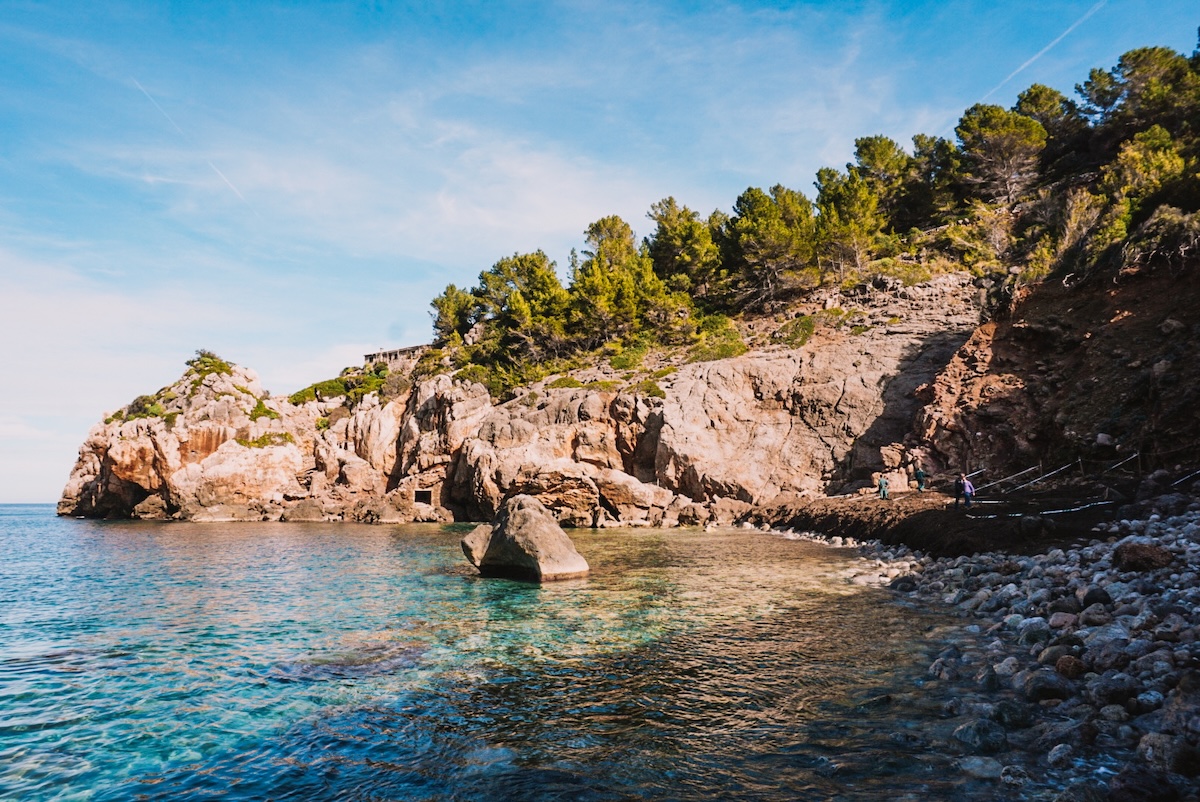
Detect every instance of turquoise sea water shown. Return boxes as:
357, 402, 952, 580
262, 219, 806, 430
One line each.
3, 504, 975, 800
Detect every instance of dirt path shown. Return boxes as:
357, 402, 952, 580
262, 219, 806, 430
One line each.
755, 490, 1116, 556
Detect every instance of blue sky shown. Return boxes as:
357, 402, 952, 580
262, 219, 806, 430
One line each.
1, 0, 1196, 502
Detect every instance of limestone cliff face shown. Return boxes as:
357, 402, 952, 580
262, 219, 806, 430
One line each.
59, 273, 982, 525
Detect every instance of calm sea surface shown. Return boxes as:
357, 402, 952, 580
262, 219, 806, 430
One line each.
2, 504, 1005, 800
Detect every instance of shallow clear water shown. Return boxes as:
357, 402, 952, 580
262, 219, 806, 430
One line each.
2, 504, 999, 800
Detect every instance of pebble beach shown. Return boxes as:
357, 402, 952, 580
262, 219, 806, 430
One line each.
787, 489, 1200, 801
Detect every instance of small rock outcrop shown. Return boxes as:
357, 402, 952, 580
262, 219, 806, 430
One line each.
58, 357, 313, 522
461, 495, 590, 581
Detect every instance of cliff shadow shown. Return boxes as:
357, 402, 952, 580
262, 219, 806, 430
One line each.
834, 326, 974, 491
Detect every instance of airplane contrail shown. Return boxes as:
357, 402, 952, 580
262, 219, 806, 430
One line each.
132, 78, 186, 137
206, 161, 250, 205
978, 0, 1108, 103
131, 77, 256, 213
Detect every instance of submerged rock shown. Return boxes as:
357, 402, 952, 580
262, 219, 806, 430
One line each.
958, 756, 1003, 779
462, 495, 590, 582
952, 718, 1008, 753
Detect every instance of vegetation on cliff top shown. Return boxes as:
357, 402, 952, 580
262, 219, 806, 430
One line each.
186, 349, 233, 396
111, 349, 236, 422
288, 362, 409, 406
425, 37, 1200, 398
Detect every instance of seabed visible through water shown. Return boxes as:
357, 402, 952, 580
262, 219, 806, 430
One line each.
0, 505, 1109, 800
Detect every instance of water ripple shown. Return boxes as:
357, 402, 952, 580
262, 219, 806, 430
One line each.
2, 508, 995, 801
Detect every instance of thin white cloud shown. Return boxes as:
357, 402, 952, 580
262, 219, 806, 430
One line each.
60, 98, 659, 268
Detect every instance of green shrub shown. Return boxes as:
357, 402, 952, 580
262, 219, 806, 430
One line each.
1124, 206, 1200, 273
186, 349, 233, 395
288, 378, 349, 405
454, 364, 509, 397
629, 379, 666, 399
608, 335, 651, 370
304, 379, 352, 404
775, 316, 816, 348
288, 357, 399, 407
456, 359, 560, 401
125, 395, 165, 420
687, 315, 748, 362
288, 387, 316, 405
651, 367, 677, 379
187, 349, 233, 377
315, 417, 330, 431
689, 336, 747, 363
413, 348, 449, 379
344, 372, 386, 405
586, 380, 621, 392
546, 376, 584, 389
163, 412, 180, 427
850, 324, 871, 335
520, 391, 540, 407
456, 364, 491, 387
868, 256, 935, 286
249, 398, 280, 420
236, 432, 295, 448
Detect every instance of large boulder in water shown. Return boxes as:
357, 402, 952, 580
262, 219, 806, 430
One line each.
461, 495, 590, 581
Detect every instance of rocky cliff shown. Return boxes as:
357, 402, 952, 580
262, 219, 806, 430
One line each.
59, 273, 984, 525
915, 258, 1200, 483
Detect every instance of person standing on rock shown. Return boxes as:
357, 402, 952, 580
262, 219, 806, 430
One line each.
878, 475, 889, 500
958, 474, 975, 509
914, 467, 927, 492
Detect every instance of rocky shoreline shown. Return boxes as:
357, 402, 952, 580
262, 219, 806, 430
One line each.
799, 490, 1200, 801
57, 274, 989, 526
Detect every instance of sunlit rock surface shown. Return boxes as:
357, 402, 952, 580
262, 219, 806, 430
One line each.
61, 274, 982, 524
461, 494, 590, 581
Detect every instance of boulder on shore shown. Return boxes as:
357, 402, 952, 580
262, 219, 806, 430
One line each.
461, 495, 590, 582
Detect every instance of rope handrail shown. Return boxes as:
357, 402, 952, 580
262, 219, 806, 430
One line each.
1100, 452, 1140, 474
1010, 462, 1076, 492
1172, 467, 1200, 488
976, 465, 1039, 492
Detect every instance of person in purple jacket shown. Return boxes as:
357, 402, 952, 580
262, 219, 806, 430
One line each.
956, 473, 975, 509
